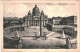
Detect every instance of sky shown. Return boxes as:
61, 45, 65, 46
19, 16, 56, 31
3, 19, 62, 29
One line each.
3, 3, 77, 18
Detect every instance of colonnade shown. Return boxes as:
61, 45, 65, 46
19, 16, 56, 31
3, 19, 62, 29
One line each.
26, 20, 47, 26
10, 27, 24, 32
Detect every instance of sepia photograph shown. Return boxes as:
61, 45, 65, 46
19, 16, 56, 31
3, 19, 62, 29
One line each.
2, 0, 79, 50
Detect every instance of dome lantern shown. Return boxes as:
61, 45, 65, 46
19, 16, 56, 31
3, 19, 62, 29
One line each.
35, 4, 37, 8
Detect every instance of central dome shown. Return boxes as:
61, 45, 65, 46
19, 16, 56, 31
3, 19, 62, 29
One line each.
32, 5, 40, 16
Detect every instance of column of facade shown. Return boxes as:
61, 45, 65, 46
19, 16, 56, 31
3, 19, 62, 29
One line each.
29, 20, 30, 26
43, 20, 44, 26
38, 20, 40, 26
38, 20, 39, 26
27, 20, 28, 25
39, 20, 40, 26
33, 20, 34, 26
45, 20, 46, 25
42, 20, 43, 26
30, 21, 31, 26
34, 20, 35, 26
28, 20, 29, 26
35, 20, 36, 26
28, 20, 30, 25
44, 20, 45, 26
37, 20, 38, 26
37, 20, 39, 26
43, 21, 45, 26
32, 20, 33, 26
33, 20, 35, 26
45, 20, 46, 26
36, 20, 37, 26
27, 20, 28, 26
36, 20, 38, 26
35, 21, 37, 26
31, 20, 32, 26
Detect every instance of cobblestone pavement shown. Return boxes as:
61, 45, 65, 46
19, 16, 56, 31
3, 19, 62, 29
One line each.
4, 27, 67, 49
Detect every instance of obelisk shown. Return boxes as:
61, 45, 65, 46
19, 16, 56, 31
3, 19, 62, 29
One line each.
40, 14, 42, 37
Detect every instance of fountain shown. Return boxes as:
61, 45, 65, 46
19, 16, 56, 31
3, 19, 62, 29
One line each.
61, 30, 66, 39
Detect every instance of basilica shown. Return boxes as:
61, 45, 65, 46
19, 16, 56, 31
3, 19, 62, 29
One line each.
23, 5, 48, 27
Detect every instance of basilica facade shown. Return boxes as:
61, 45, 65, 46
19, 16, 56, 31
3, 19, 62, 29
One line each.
23, 5, 48, 27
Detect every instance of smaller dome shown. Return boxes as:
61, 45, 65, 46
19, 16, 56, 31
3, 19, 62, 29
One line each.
28, 10, 31, 15
41, 10, 44, 15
